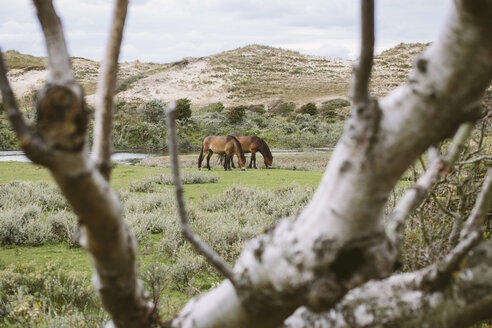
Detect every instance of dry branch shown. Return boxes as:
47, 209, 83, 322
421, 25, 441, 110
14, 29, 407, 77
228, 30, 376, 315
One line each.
92, 0, 129, 180
166, 103, 237, 283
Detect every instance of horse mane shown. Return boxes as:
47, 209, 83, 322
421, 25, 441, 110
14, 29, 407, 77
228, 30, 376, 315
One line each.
227, 135, 246, 162
258, 137, 273, 161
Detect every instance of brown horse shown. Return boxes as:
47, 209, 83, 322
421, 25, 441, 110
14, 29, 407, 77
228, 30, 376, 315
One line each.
230, 135, 273, 169
198, 135, 247, 171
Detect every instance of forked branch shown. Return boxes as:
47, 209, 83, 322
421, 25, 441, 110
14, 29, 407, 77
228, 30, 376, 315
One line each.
166, 104, 237, 284
92, 0, 129, 180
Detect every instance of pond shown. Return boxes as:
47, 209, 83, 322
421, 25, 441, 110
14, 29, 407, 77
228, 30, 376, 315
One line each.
0, 150, 159, 165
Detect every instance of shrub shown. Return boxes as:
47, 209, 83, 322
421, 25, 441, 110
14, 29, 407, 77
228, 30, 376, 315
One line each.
152, 171, 219, 185
175, 98, 192, 121
47, 211, 79, 247
294, 114, 320, 133
319, 98, 351, 119
226, 106, 246, 124
141, 99, 166, 124
298, 102, 318, 116
268, 100, 296, 116
0, 205, 48, 246
0, 261, 103, 326
128, 179, 156, 193
248, 104, 266, 115
203, 102, 224, 113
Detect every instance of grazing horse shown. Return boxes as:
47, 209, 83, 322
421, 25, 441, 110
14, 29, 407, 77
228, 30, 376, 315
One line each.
230, 135, 273, 169
198, 135, 247, 171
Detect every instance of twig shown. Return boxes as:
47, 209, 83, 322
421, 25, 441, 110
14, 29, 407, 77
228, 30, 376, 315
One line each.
351, 0, 374, 104
423, 168, 492, 290
92, 0, 129, 180
165, 103, 237, 285
457, 155, 492, 165
443, 122, 473, 165
33, 0, 74, 84
387, 122, 473, 244
460, 168, 492, 239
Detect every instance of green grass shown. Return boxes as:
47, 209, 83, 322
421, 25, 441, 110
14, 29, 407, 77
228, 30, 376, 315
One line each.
0, 162, 322, 200
0, 161, 322, 272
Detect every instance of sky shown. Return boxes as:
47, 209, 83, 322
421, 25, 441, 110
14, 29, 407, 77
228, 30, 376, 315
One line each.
0, 0, 450, 63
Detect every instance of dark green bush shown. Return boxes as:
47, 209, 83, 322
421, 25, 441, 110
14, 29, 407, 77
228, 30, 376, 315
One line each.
319, 98, 351, 119
226, 105, 246, 124
175, 98, 192, 121
298, 102, 318, 116
141, 99, 166, 124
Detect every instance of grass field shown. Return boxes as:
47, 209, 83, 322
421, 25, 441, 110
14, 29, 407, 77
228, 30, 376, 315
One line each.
0, 159, 323, 325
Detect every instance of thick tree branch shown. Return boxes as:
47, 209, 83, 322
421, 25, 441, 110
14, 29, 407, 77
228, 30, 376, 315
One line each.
171, 1, 492, 326
284, 240, 492, 328
166, 103, 237, 283
92, 0, 129, 180
33, 0, 74, 84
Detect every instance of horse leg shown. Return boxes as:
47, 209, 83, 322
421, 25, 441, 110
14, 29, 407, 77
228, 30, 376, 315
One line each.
206, 151, 213, 170
231, 156, 236, 169
251, 150, 257, 169
224, 155, 230, 171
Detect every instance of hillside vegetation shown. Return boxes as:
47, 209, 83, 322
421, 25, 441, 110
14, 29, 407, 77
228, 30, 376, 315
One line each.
0, 43, 429, 151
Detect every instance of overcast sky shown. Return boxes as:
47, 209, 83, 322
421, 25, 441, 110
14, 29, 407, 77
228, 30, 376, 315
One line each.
0, 0, 450, 63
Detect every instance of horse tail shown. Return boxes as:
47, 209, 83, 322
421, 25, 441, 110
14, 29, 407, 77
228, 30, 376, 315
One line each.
259, 137, 273, 161
198, 143, 204, 167
228, 135, 246, 163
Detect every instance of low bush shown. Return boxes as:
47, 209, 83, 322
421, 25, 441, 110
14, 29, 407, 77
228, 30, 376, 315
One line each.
297, 102, 318, 116
152, 171, 219, 185
226, 105, 246, 124
268, 100, 296, 116
319, 98, 351, 119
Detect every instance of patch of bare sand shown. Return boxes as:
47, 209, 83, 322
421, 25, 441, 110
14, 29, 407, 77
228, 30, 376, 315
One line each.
5, 69, 46, 98
115, 57, 229, 108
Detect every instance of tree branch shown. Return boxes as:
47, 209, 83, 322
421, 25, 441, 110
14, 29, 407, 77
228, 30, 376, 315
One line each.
33, 0, 74, 84
461, 168, 492, 238
284, 240, 492, 328
386, 122, 473, 245
92, 0, 129, 180
351, 0, 374, 104
165, 103, 237, 284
